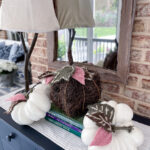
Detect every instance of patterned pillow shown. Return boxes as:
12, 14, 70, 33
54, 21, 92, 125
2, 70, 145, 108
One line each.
0, 41, 5, 49
0, 44, 12, 60
9, 44, 24, 62
9, 43, 19, 62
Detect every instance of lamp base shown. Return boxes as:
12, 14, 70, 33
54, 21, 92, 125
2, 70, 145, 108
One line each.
19, 32, 38, 93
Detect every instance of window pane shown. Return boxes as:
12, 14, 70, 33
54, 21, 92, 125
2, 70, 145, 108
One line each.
94, 0, 118, 38
75, 28, 87, 38
94, 0, 118, 27
57, 29, 88, 62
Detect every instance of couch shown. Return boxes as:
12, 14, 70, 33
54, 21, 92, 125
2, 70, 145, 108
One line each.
0, 40, 32, 85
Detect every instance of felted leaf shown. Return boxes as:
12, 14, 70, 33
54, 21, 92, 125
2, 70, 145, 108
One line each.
90, 127, 112, 146
72, 66, 85, 85
38, 71, 56, 79
87, 103, 115, 132
45, 76, 54, 84
51, 66, 75, 84
88, 103, 114, 122
6, 93, 26, 102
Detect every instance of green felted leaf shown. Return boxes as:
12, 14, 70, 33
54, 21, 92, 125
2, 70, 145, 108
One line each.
87, 103, 115, 132
51, 66, 75, 84
38, 71, 56, 79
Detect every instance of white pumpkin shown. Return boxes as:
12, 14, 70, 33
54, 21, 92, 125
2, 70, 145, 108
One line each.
81, 101, 144, 150
11, 83, 51, 125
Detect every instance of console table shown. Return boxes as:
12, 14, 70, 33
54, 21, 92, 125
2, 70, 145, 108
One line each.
0, 90, 150, 150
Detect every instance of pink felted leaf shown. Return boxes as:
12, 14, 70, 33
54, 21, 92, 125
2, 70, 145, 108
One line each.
45, 76, 54, 84
72, 66, 85, 85
90, 128, 112, 146
6, 93, 26, 102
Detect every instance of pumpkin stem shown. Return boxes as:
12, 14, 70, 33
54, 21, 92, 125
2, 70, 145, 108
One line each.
112, 125, 134, 133
68, 29, 76, 65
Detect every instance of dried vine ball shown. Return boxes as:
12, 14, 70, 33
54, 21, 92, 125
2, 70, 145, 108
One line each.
49, 67, 101, 117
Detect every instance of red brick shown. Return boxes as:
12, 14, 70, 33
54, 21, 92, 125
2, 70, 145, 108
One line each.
130, 50, 142, 61
125, 88, 144, 101
142, 79, 150, 90
137, 104, 150, 118
0, 30, 7, 39
36, 39, 47, 47
147, 21, 150, 33
125, 87, 150, 103
130, 62, 150, 76
31, 56, 48, 65
31, 64, 47, 73
32, 48, 47, 58
132, 35, 150, 48
133, 19, 147, 32
31, 71, 43, 79
145, 51, 150, 62
28, 39, 47, 48
32, 78, 39, 83
136, 3, 150, 17
101, 82, 120, 93
48, 67, 57, 72
102, 92, 135, 109
127, 76, 138, 87
144, 93, 150, 103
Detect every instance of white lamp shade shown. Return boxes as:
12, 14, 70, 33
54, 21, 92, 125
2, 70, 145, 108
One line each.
55, 0, 95, 29
0, 0, 60, 33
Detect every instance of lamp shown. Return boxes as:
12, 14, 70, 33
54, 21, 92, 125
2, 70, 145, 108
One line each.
0, 0, 59, 92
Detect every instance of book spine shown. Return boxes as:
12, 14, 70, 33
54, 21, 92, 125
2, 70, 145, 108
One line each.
48, 111, 83, 129
46, 113, 82, 133
45, 117, 81, 137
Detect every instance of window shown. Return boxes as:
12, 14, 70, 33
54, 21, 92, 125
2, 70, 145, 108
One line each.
57, 0, 120, 68
0, 31, 28, 42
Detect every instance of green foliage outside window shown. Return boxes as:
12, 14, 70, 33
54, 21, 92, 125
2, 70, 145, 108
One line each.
58, 40, 66, 59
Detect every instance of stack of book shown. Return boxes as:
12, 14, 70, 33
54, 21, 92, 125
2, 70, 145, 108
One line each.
45, 104, 84, 137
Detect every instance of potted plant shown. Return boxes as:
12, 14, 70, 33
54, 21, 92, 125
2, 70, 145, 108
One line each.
0, 59, 18, 86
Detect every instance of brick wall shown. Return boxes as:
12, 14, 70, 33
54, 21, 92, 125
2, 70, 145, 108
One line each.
28, 33, 49, 83
0, 30, 7, 39
30, 0, 150, 118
